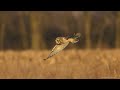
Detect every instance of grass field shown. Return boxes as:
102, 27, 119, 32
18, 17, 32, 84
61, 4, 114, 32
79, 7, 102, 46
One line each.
0, 49, 120, 79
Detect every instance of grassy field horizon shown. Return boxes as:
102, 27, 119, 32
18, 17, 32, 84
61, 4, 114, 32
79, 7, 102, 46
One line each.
0, 49, 119, 79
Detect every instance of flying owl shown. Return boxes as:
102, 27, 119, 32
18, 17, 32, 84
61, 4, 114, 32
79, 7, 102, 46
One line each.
43, 33, 81, 60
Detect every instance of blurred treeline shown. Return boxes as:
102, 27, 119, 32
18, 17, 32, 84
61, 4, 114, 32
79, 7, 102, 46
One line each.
0, 11, 120, 50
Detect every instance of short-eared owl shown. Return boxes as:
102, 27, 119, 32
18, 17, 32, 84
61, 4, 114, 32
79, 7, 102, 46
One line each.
44, 33, 81, 60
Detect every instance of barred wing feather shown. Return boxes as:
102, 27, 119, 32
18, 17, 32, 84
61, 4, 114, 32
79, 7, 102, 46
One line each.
44, 42, 69, 60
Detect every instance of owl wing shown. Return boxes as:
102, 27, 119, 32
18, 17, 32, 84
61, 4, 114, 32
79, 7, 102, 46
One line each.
44, 42, 69, 60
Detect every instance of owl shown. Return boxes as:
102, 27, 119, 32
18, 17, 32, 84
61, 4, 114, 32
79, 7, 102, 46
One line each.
43, 33, 81, 60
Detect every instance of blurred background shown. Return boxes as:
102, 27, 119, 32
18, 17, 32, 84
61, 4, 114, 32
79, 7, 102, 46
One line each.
0, 11, 119, 50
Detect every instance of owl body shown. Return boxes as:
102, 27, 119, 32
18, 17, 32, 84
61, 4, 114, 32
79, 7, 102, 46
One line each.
68, 38, 79, 44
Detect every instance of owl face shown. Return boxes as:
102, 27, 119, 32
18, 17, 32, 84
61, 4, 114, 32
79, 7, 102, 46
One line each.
55, 37, 67, 45
55, 37, 62, 44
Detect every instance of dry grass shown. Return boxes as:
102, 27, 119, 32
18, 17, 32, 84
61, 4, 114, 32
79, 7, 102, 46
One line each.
0, 49, 120, 79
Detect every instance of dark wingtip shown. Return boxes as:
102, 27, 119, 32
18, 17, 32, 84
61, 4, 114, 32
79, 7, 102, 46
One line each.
43, 58, 47, 60
43, 57, 50, 61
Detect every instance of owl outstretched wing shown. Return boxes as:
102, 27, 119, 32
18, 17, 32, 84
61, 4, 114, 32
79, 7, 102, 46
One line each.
43, 42, 69, 60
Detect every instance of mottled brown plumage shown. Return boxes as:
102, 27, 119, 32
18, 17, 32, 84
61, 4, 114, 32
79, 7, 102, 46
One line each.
44, 33, 81, 60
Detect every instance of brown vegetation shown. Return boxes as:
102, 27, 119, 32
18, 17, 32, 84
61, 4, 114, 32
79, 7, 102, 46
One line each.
0, 49, 120, 79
